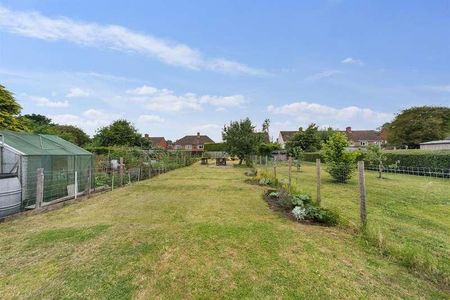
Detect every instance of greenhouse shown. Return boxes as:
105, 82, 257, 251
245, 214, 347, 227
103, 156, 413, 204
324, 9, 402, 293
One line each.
0, 130, 93, 217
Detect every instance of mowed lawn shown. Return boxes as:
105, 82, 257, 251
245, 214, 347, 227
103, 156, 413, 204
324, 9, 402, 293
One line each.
264, 162, 450, 289
0, 164, 448, 298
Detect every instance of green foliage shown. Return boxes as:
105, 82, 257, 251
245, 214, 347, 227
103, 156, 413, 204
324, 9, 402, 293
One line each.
93, 120, 150, 147
365, 144, 387, 178
222, 118, 262, 165
257, 142, 280, 157
204, 142, 226, 151
383, 150, 450, 169
321, 132, 359, 183
0, 84, 28, 131
386, 106, 450, 148
286, 123, 321, 153
20, 114, 91, 146
291, 193, 312, 206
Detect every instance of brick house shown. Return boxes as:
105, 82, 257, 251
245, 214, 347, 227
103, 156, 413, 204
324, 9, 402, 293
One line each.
144, 134, 168, 149
277, 127, 385, 149
173, 132, 214, 152
342, 127, 385, 147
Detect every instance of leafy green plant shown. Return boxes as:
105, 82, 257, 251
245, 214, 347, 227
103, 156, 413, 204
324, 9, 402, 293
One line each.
321, 132, 359, 183
292, 206, 307, 220
268, 191, 279, 198
291, 194, 312, 206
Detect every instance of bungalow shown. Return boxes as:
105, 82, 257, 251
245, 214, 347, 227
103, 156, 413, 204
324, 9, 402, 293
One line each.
173, 132, 214, 152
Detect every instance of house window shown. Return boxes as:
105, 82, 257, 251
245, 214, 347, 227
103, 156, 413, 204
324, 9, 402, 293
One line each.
360, 141, 366, 146
198, 145, 203, 149
185, 145, 192, 150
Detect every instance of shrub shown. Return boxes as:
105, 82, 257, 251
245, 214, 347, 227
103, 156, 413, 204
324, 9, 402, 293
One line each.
321, 133, 359, 183
291, 194, 312, 206
384, 150, 450, 169
292, 206, 307, 220
268, 191, 279, 198
302, 152, 323, 162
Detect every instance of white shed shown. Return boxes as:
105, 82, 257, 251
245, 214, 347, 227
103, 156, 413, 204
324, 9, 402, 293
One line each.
420, 139, 450, 150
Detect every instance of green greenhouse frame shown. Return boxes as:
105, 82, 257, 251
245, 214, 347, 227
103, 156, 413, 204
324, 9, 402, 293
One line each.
0, 130, 93, 210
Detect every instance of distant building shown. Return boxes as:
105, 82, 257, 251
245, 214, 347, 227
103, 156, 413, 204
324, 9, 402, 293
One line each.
144, 134, 168, 149
277, 126, 385, 149
277, 131, 298, 149
173, 132, 214, 152
420, 138, 450, 150
342, 127, 385, 147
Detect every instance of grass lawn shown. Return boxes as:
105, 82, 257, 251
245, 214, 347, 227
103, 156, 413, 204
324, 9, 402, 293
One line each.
0, 163, 448, 298
258, 161, 450, 289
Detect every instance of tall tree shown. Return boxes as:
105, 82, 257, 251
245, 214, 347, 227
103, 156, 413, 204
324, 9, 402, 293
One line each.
222, 118, 262, 165
93, 119, 149, 147
0, 84, 27, 131
286, 123, 321, 153
386, 106, 450, 148
52, 125, 91, 146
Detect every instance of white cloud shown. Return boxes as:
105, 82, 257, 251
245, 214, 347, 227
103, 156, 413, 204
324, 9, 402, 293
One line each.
31, 96, 69, 108
127, 85, 158, 95
126, 85, 246, 112
0, 5, 266, 76
66, 87, 90, 98
50, 109, 121, 135
341, 57, 364, 66
267, 101, 392, 128
137, 114, 165, 123
306, 70, 342, 81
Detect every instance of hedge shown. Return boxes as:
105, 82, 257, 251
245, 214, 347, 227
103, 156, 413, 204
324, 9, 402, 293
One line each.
302, 150, 450, 169
204, 142, 226, 151
383, 150, 450, 169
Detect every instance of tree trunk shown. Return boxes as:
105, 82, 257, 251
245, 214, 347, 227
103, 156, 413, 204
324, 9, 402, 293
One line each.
378, 161, 383, 179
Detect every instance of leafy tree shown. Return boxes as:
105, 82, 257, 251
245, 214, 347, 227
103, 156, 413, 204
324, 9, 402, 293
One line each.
321, 132, 359, 183
52, 125, 91, 146
0, 84, 27, 131
222, 118, 262, 166
286, 123, 321, 153
257, 142, 280, 157
262, 118, 270, 133
290, 146, 304, 171
386, 106, 450, 148
93, 120, 150, 147
365, 144, 387, 178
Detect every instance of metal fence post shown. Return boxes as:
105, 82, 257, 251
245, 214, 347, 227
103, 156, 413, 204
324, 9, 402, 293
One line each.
36, 168, 44, 209
358, 161, 367, 227
74, 171, 78, 199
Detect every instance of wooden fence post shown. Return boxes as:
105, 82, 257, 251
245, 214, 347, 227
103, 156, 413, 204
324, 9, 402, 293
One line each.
288, 157, 292, 191
358, 161, 367, 227
36, 168, 44, 209
316, 158, 321, 206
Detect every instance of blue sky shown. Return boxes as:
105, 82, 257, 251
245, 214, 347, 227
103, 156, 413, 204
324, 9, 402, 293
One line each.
1, 0, 449, 141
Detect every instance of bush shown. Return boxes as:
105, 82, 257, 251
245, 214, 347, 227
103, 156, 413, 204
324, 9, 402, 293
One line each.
204, 143, 226, 151
383, 150, 450, 169
322, 133, 359, 183
292, 206, 307, 220
291, 194, 312, 206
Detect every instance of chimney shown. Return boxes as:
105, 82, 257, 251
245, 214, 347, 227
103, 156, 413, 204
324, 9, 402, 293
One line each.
346, 126, 352, 133
144, 133, 149, 138
197, 132, 200, 137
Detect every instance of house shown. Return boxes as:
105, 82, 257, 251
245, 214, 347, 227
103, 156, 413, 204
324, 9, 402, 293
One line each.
173, 132, 214, 152
144, 134, 168, 149
342, 127, 385, 147
277, 131, 298, 149
0, 130, 93, 217
420, 138, 450, 150
277, 126, 385, 149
